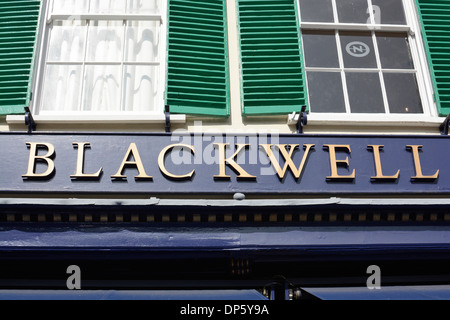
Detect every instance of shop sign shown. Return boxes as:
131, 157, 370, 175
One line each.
0, 132, 447, 195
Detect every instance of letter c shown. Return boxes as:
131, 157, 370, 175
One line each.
158, 144, 195, 179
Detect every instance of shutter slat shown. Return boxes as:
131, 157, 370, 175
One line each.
0, 0, 41, 115
167, 0, 229, 116
238, 0, 307, 115
416, 0, 450, 116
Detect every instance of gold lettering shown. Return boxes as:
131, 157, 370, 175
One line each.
324, 144, 356, 180
111, 143, 152, 180
22, 142, 56, 178
158, 144, 195, 179
368, 145, 400, 180
260, 144, 315, 179
406, 145, 439, 181
71, 142, 103, 179
213, 143, 256, 179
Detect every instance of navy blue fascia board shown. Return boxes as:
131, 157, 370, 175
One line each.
2, 132, 450, 195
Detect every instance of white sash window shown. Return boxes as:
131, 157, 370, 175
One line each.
34, 0, 166, 116
298, 0, 436, 121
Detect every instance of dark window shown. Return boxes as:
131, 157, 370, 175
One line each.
299, 0, 423, 115
377, 33, 413, 69
299, 0, 334, 23
303, 31, 339, 68
384, 73, 423, 113
336, 0, 370, 24
346, 72, 385, 113
307, 72, 346, 113
371, 0, 407, 25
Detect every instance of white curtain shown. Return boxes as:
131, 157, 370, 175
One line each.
51, 0, 159, 14
52, 0, 89, 13
41, 0, 161, 113
41, 65, 82, 112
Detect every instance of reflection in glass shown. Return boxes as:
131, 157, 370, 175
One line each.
302, 31, 339, 68
307, 71, 346, 113
336, 0, 370, 24
346, 72, 384, 113
384, 73, 423, 113
371, 0, 407, 25
299, 0, 334, 23
377, 33, 413, 69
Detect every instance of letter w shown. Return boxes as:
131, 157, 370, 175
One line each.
260, 144, 314, 179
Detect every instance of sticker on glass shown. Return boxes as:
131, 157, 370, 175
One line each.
346, 41, 371, 57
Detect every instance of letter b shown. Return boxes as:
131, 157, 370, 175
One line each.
66, 265, 81, 290
366, 265, 381, 290
22, 142, 56, 178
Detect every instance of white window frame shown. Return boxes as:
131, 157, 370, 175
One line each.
295, 0, 439, 125
25, 0, 185, 124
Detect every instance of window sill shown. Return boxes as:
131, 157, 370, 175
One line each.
287, 113, 444, 129
6, 114, 186, 125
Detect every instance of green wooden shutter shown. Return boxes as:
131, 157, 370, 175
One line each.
0, 0, 41, 115
166, 0, 230, 117
237, 0, 307, 116
416, 0, 450, 116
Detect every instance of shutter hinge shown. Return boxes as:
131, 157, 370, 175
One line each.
24, 107, 36, 134
165, 104, 171, 133
440, 113, 450, 135
296, 105, 308, 134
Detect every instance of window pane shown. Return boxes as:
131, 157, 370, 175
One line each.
42, 65, 82, 112
52, 0, 89, 13
86, 21, 124, 62
123, 65, 158, 112
125, 21, 160, 62
336, 0, 370, 24
302, 31, 339, 68
346, 72, 384, 113
48, 21, 86, 62
43, 1, 165, 115
371, 0, 406, 25
83, 65, 121, 111
126, 0, 160, 14
383, 73, 423, 113
307, 72, 346, 113
377, 32, 413, 69
89, 0, 127, 13
299, 0, 334, 23
340, 32, 377, 68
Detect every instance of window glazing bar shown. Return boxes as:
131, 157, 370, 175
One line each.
300, 22, 410, 32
